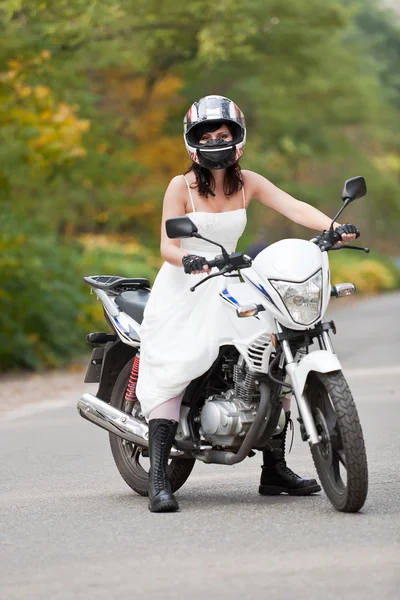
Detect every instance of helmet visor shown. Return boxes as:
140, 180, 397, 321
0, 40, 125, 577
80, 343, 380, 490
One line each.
187, 121, 241, 149
184, 96, 245, 147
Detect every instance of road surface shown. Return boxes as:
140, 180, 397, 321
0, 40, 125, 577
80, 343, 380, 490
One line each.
1, 293, 399, 599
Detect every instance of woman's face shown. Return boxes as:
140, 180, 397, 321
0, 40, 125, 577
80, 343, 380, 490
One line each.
199, 124, 233, 144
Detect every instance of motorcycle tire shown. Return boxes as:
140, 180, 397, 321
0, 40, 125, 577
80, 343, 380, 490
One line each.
307, 370, 368, 513
109, 359, 196, 497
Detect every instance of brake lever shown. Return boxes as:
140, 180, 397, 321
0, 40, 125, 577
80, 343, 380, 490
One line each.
189, 268, 228, 292
329, 245, 370, 253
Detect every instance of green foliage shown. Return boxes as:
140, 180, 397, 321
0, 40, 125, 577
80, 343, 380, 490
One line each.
0, 53, 90, 192
0, 213, 91, 370
1, 0, 400, 369
329, 251, 400, 294
2, 0, 400, 239
348, 0, 400, 112
81, 238, 159, 283
0, 212, 158, 371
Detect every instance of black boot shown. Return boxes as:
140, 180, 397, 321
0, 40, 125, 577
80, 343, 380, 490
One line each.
259, 411, 321, 496
148, 419, 179, 513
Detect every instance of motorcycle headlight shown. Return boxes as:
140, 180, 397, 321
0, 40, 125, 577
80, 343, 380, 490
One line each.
270, 269, 322, 325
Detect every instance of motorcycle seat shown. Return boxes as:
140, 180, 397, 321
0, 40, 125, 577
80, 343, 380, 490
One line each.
115, 289, 150, 324
83, 275, 150, 291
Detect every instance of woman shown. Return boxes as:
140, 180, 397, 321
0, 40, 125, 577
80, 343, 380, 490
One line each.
136, 95, 359, 513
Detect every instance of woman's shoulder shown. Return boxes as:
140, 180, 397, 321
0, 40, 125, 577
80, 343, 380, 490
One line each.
167, 174, 187, 190
162, 174, 191, 213
163, 174, 190, 198
241, 169, 265, 203
241, 169, 266, 183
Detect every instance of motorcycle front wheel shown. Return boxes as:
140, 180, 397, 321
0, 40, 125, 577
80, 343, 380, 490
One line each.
306, 370, 368, 513
109, 359, 196, 497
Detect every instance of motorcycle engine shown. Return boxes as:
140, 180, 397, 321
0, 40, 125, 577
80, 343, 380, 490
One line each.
200, 390, 256, 448
200, 360, 279, 448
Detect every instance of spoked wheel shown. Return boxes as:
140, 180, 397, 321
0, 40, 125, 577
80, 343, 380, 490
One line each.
306, 370, 368, 513
109, 360, 195, 496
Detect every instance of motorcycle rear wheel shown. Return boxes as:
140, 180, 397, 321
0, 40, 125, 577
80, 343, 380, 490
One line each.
109, 359, 196, 497
306, 370, 368, 513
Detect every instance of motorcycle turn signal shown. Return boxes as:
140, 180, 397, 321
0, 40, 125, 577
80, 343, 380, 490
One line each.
331, 283, 356, 298
236, 304, 265, 318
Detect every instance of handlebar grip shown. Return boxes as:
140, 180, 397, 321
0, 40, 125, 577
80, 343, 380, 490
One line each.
333, 227, 360, 242
207, 255, 227, 270
207, 252, 252, 271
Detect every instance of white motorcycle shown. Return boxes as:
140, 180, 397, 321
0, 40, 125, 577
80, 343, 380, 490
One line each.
78, 175, 369, 512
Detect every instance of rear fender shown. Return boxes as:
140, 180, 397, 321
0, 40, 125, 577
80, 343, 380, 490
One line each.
85, 339, 136, 403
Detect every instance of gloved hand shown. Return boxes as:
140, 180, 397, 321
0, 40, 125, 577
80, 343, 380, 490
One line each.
182, 254, 210, 274
334, 223, 360, 243
314, 234, 330, 250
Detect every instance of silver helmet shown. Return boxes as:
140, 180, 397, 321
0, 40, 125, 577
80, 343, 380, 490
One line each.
183, 95, 246, 170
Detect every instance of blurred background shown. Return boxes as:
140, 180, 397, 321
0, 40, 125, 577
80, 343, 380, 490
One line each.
1, 0, 400, 371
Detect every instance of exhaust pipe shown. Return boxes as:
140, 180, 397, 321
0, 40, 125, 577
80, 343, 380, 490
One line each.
77, 393, 183, 457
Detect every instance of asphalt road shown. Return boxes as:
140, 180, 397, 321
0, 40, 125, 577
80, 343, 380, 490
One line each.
1, 293, 400, 600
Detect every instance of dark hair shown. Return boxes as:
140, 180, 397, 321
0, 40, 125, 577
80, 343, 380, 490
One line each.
184, 163, 243, 197
184, 120, 243, 198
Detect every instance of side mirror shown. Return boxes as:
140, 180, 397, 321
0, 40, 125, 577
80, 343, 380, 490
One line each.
341, 176, 367, 202
165, 216, 198, 239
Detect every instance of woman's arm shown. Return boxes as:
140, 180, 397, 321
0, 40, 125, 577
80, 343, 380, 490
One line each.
160, 176, 189, 266
159, 175, 211, 273
245, 170, 357, 242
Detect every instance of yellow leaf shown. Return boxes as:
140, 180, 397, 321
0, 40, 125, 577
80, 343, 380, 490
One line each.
0, 70, 18, 82
97, 143, 109, 154
68, 147, 86, 158
34, 85, 50, 99
77, 119, 90, 132
7, 60, 21, 70
16, 84, 32, 98
95, 212, 109, 223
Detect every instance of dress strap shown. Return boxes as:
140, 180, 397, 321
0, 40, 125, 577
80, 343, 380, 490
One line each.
182, 175, 196, 213
241, 183, 246, 209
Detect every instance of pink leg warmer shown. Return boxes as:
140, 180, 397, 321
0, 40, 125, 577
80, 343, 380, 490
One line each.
282, 396, 291, 413
148, 393, 184, 422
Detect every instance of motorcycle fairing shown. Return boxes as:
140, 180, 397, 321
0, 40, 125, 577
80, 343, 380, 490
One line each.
240, 239, 331, 330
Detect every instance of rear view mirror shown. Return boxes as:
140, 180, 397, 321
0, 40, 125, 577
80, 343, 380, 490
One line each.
341, 176, 367, 202
166, 216, 198, 239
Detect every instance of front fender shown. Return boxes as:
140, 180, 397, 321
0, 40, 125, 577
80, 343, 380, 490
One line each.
285, 350, 342, 396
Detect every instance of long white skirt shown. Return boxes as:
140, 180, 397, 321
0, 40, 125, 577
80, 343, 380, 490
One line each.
136, 256, 235, 418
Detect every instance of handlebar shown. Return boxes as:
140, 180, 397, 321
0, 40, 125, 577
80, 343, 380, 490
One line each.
207, 252, 252, 271
189, 252, 252, 292
206, 255, 228, 270
189, 228, 370, 292
311, 228, 369, 253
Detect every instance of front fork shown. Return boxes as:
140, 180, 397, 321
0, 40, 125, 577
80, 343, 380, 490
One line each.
276, 323, 336, 446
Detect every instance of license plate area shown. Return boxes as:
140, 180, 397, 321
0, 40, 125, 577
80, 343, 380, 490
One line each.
84, 347, 105, 383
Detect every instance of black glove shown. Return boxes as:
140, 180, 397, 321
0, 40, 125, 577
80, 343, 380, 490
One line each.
182, 254, 208, 274
314, 234, 330, 250
334, 224, 360, 241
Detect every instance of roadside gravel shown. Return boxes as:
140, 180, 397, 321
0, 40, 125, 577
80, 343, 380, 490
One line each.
0, 357, 91, 414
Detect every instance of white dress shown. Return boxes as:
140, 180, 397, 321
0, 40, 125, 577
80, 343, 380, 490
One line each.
136, 176, 247, 418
